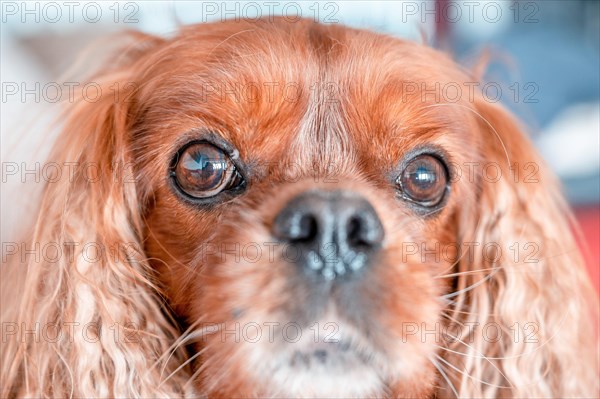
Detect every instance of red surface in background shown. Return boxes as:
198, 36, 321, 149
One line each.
574, 206, 600, 293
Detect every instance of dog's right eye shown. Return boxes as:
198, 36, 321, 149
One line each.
172, 142, 244, 199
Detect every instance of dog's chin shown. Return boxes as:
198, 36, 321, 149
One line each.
209, 313, 434, 398
244, 322, 387, 398
268, 353, 383, 398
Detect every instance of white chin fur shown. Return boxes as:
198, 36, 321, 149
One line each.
242, 313, 388, 398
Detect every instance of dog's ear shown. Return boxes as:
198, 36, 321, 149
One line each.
440, 99, 599, 398
1, 34, 190, 397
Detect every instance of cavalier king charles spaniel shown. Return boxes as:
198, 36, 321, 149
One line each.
2, 18, 598, 398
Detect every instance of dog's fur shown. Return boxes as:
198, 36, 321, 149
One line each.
2, 18, 598, 398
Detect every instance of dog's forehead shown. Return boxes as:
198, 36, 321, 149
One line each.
138, 20, 474, 172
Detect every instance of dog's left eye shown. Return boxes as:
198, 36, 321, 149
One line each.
172, 142, 244, 198
397, 154, 448, 207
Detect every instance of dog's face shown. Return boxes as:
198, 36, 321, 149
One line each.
135, 19, 486, 397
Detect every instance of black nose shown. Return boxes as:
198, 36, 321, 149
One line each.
272, 190, 384, 280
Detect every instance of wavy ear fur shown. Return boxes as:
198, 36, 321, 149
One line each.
1, 34, 191, 397
441, 99, 599, 398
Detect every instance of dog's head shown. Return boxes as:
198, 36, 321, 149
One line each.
138, 19, 478, 397
4, 18, 597, 398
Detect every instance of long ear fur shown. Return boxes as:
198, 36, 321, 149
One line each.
1, 34, 191, 397
440, 100, 599, 397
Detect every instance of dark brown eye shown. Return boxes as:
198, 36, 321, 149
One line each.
173, 142, 243, 199
397, 154, 448, 207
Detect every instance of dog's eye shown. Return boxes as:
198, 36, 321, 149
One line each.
397, 154, 448, 207
173, 143, 243, 198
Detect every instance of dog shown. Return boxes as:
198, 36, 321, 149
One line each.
2, 18, 598, 398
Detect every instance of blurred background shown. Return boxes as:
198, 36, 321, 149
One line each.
1, 0, 598, 290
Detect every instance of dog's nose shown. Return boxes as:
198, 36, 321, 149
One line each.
272, 190, 384, 280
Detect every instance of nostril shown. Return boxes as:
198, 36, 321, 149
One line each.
274, 209, 319, 244
290, 213, 318, 244
345, 210, 384, 249
346, 216, 368, 248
